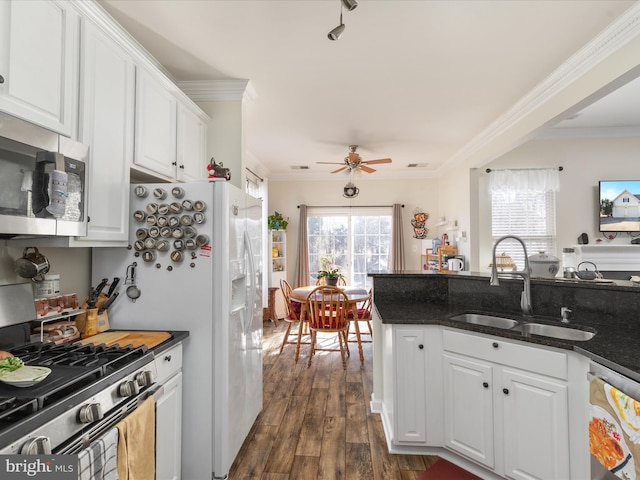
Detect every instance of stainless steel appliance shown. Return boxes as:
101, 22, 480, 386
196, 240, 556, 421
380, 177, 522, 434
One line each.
0, 284, 159, 456
92, 180, 264, 479
589, 361, 640, 480
0, 112, 89, 238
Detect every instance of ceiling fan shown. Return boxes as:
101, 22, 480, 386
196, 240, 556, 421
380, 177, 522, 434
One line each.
317, 145, 392, 174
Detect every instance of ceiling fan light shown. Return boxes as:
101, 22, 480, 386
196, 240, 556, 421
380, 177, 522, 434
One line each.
328, 23, 345, 40
341, 0, 358, 11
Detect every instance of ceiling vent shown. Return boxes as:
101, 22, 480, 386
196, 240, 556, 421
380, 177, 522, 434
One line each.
407, 163, 428, 168
290, 165, 309, 170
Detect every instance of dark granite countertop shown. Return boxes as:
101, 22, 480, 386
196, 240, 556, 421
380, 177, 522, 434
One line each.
371, 271, 640, 383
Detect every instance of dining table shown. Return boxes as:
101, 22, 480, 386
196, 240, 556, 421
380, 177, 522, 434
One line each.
290, 285, 369, 365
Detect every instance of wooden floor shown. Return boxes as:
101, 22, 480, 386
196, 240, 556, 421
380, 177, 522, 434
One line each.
229, 320, 439, 479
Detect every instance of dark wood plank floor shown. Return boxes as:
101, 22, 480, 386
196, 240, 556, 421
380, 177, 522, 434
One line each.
229, 320, 438, 479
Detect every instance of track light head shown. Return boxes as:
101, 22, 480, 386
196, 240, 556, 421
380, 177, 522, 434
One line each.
341, 0, 358, 11
328, 23, 345, 41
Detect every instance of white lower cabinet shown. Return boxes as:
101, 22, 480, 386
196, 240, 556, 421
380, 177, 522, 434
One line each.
156, 371, 183, 480
154, 343, 183, 480
393, 327, 427, 444
443, 353, 495, 468
443, 329, 570, 479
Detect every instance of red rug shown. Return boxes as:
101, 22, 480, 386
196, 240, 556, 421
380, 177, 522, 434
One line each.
417, 459, 482, 480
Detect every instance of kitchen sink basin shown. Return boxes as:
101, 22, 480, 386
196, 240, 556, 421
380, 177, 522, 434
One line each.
510, 323, 596, 341
448, 312, 597, 341
448, 313, 520, 329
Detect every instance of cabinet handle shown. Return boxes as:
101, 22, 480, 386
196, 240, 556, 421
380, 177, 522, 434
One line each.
483, 382, 489, 388
492, 342, 499, 349
164, 355, 172, 362
503, 388, 509, 395
0, 74, 4, 84
179, 164, 185, 169
418, 344, 424, 350
172, 161, 177, 166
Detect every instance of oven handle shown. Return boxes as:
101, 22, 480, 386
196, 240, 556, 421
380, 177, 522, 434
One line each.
55, 386, 163, 455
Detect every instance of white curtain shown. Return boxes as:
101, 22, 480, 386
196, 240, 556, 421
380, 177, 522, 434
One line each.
488, 168, 560, 194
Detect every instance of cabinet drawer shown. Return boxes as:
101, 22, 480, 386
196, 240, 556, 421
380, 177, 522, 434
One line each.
442, 329, 567, 380
154, 342, 183, 384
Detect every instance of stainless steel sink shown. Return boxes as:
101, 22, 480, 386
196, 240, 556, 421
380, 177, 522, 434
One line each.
448, 312, 597, 341
448, 313, 519, 329
510, 323, 596, 341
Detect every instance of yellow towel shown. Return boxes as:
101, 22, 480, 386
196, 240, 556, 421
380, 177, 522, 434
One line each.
117, 396, 155, 480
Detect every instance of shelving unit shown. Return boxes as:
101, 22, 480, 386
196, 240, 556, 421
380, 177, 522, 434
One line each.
269, 230, 286, 319
426, 245, 458, 271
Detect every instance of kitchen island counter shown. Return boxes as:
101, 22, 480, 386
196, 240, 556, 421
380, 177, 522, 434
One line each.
371, 271, 640, 382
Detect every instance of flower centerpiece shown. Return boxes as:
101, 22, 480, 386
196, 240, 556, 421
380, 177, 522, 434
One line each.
268, 211, 288, 231
317, 268, 342, 286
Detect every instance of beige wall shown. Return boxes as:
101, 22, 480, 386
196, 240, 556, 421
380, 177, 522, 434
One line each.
267, 177, 440, 281
474, 135, 640, 270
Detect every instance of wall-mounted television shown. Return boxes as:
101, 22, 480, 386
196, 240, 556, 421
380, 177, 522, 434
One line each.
599, 180, 640, 232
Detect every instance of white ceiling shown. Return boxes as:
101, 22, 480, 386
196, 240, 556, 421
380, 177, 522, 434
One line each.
98, 0, 638, 180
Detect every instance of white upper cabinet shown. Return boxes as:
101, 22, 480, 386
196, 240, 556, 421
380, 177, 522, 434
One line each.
134, 68, 178, 179
176, 102, 208, 182
0, 0, 78, 136
133, 68, 209, 182
75, 18, 135, 245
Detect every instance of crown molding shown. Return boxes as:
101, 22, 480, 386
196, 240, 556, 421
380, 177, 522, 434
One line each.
178, 80, 255, 102
442, 2, 640, 172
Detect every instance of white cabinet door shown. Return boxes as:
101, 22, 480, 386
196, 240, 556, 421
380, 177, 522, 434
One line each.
75, 19, 134, 245
443, 353, 495, 469
0, 0, 78, 136
501, 367, 570, 480
176, 102, 207, 182
393, 327, 427, 444
156, 371, 183, 480
134, 68, 177, 178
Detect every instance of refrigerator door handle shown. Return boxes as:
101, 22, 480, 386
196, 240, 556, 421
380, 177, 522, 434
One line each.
243, 230, 256, 334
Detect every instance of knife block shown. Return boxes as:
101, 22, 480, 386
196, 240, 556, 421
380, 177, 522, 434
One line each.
75, 294, 111, 337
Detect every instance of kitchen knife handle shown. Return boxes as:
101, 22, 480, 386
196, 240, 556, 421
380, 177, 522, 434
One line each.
106, 277, 120, 297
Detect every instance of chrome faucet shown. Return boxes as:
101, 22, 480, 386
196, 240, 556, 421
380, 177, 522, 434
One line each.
490, 235, 532, 316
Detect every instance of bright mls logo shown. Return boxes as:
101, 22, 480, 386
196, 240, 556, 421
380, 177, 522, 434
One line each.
0, 455, 76, 480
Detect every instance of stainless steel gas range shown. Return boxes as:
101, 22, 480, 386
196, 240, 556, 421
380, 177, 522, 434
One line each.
0, 341, 157, 455
0, 283, 159, 456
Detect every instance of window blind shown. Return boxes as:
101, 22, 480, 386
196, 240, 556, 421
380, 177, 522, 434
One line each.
491, 190, 556, 268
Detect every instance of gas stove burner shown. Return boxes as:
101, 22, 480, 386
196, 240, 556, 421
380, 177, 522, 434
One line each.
0, 397, 38, 422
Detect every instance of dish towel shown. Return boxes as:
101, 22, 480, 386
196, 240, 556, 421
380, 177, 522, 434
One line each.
590, 376, 640, 478
116, 396, 155, 480
77, 427, 119, 480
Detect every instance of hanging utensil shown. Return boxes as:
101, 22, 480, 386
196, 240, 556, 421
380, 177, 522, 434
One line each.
125, 264, 141, 303
14, 247, 50, 281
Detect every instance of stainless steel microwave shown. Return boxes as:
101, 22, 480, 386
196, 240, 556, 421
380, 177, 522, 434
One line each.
0, 112, 89, 238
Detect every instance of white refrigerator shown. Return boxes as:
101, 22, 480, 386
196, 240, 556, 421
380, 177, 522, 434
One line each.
92, 180, 263, 479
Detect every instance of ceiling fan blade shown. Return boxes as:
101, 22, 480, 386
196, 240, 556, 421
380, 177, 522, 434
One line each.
361, 158, 392, 165
359, 165, 376, 173
348, 152, 360, 162
331, 166, 348, 174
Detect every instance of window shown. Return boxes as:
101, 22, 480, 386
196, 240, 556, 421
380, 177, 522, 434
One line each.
307, 209, 391, 288
491, 189, 556, 268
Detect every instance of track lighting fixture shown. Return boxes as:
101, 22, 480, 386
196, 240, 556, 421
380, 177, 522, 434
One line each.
341, 0, 358, 11
328, 12, 345, 41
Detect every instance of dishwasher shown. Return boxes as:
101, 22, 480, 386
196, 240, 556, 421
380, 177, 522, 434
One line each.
589, 361, 640, 480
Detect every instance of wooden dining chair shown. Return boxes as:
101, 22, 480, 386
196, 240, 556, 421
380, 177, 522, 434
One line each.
306, 286, 350, 369
348, 288, 373, 343
278, 279, 310, 360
